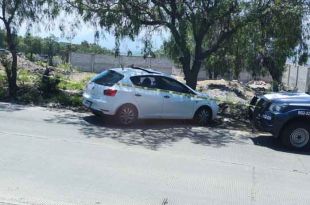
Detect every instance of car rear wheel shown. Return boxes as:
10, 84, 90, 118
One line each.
91, 109, 103, 117
116, 104, 138, 126
281, 121, 310, 150
194, 107, 212, 126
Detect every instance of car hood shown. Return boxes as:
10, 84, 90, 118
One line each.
263, 92, 310, 104
195, 92, 211, 99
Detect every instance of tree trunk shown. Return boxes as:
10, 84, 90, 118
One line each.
4, 22, 18, 98
183, 58, 202, 90
207, 67, 213, 79
8, 51, 17, 97
30, 52, 33, 61
263, 56, 282, 83
48, 55, 53, 66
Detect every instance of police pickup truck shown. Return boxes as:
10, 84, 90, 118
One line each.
249, 92, 310, 150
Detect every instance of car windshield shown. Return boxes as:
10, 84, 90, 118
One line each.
92, 70, 124, 86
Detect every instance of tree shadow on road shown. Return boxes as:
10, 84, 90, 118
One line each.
251, 135, 310, 156
44, 112, 251, 150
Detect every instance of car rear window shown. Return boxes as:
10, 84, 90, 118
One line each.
92, 70, 124, 86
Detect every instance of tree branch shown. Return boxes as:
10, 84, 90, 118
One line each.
7, 0, 22, 24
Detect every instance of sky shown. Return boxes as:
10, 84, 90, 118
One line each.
16, 14, 170, 55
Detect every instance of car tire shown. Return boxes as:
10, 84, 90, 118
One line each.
281, 121, 310, 150
116, 104, 138, 126
91, 109, 103, 117
194, 107, 212, 126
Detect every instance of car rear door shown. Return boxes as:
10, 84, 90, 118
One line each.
130, 76, 164, 119
156, 76, 195, 119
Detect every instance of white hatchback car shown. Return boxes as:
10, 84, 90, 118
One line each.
83, 67, 219, 125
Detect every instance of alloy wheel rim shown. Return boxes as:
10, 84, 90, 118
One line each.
198, 109, 210, 125
290, 128, 310, 148
119, 107, 135, 125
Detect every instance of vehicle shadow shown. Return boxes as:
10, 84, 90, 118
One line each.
251, 135, 310, 156
44, 112, 251, 150
81, 115, 250, 150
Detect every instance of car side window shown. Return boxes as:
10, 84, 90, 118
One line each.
130, 76, 157, 89
157, 77, 193, 94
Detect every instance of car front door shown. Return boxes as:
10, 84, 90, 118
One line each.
130, 76, 164, 119
156, 76, 195, 119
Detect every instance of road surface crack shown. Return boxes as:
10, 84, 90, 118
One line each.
250, 166, 256, 203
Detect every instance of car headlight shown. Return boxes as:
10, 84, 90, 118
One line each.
269, 104, 287, 113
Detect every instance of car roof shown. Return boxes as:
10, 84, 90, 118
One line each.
111, 67, 169, 77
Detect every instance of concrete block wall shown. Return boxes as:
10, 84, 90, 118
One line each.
70, 52, 310, 92
282, 64, 310, 92
70, 52, 174, 74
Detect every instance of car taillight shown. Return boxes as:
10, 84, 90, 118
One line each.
104, 89, 117, 96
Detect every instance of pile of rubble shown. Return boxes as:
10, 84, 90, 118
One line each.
17, 56, 46, 72
0, 54, 46, 73
173, 76, 272, 104
197, 79, 256, 104
247, 80, 271, 92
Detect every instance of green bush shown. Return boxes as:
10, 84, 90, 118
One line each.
52, 92, 82, 107
17, 87, 43, 104
0, 71, 6, 83
39, 74, 61, 96
0, 86, 6, 100
0, 71, 7, 99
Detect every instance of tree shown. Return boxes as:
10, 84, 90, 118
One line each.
0, 29, 6, 48
163, 1, 308, 84
67, 0, 272, 89
42, 35, 59, 66
0, 0, 59, 98
23, 32, 42, 61
256, 1, 306, 83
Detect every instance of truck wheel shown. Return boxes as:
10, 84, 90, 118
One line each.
116, 104, 138, 126
281, 121, 310, 150
194, 107, 212, 126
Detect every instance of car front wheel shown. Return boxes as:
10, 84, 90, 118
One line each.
281, 121, 310, 150
194, 107, 212, 126
116, 104, 138, 126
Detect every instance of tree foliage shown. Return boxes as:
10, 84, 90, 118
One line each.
163, 1, 308, 84
0, 0, 60, 98
0, 28, 113, 64
67, 0, 275, 89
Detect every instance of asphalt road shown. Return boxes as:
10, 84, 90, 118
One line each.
0, 102, 309, 205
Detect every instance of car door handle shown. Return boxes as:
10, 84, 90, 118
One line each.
164, 95, 170, 99
135, 93, 142, 97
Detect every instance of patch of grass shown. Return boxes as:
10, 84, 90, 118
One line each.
58, 78, 85, 91
1, 67, 85, 108
16, 85, 83, 108
58, 63, 72, 71
17, 69, 40, 86
36, 60, 48, 67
